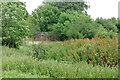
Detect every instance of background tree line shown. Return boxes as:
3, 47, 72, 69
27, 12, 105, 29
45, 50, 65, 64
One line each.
1, 1, 119, 48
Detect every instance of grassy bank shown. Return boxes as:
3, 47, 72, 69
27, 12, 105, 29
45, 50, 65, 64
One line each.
2, 46, 118, 78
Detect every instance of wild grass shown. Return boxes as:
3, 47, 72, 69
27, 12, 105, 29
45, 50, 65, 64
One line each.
3, 70, 49, 78
27, 37, 118, 67
2, 46, 118, 78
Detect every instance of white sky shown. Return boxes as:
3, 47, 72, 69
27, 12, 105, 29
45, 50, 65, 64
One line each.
20, 0, 119, 20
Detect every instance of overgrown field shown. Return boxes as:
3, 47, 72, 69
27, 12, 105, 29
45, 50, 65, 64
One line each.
2, 37, 118, 78
26, 37, 118, 67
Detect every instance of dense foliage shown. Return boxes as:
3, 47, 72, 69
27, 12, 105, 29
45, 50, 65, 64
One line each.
2, 1, 118, 46
25, 37, 118, 67
95, 17, 118, 32
44, 2, 89, 14
30, 1, 90, 38
1, 2, 29, 48
30, 2, 118, 41
48, 12, 97, 40
30, 4, 61, 34
1, 1, 119, 78
1, 1, 118, 65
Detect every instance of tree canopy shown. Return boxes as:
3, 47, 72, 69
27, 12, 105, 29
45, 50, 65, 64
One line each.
2, 2, 29, 48
1, 1, 118, 48
43, 1, 89, 14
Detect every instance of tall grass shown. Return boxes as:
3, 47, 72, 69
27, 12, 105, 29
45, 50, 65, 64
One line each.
3, 70, 49, 78
27, 37, 118, 67
2, 46, 118, 78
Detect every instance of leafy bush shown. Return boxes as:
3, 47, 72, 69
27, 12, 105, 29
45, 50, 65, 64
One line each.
95, 18, 118, 32
107, 30, 118, 39
2, 20, 29, 48
48, 12, 97, 41
95, 25, 118, 38
95, 25, 109, 38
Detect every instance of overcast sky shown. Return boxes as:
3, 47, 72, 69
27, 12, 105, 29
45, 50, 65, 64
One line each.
20, 0, 119, 20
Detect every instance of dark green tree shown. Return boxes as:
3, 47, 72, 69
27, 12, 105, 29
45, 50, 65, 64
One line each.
95, 17, 118, 32
32, 4, 61, 32
43, 1, 89, 14
48, 11, 97, 40
95, 17, 118, 38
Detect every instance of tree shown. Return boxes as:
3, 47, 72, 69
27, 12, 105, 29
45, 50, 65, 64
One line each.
2, 2, 29, 48
95, 17, 118, 32
117, 19, 120, 31
30, 1, 90, 39
31, 4, 61, 32
26, 15, 40, 38
43, 1, 89, 14
48, 11, 97, 40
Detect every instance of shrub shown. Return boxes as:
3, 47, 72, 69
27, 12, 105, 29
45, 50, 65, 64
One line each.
95, 25, 118, 38
95, 25, 108, 38
95, 18, 118, 32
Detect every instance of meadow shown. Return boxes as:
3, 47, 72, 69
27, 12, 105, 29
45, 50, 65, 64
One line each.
2, 37, 118, 78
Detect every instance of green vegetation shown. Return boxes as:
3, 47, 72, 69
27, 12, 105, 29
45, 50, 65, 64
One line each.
3, 71, 49, 78
2, 1, 119, 47
24, 37, 118, 67
2, 46, 118, 78
44, 2, 89, 13
2, 2, 29, 48
1, 1, 119, 78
